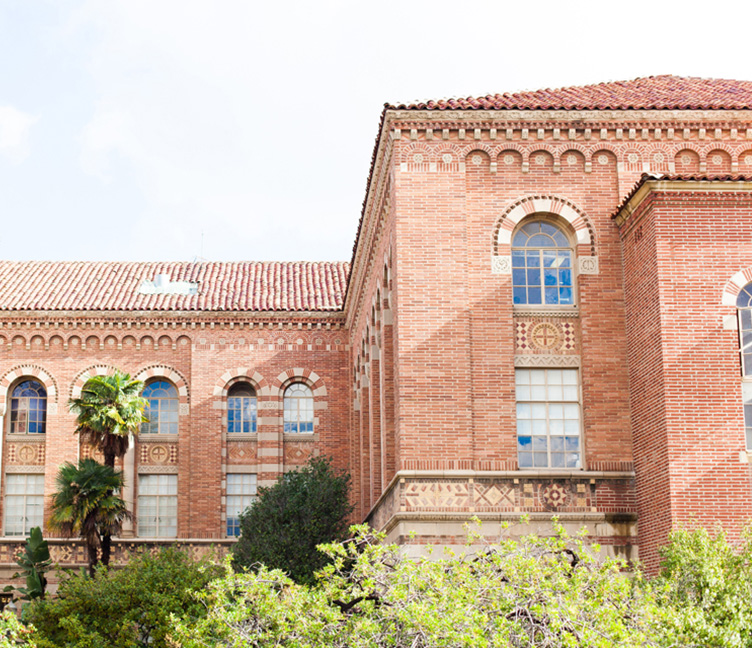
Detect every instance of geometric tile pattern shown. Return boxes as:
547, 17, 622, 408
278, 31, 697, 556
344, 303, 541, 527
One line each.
473, 482, 515, 509
404, 481, 470, 509
227, 442, 258, 463
6, 443, 45, 465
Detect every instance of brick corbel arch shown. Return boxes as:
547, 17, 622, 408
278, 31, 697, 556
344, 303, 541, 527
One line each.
0, 365, 58, 416
70, 364, 119, 399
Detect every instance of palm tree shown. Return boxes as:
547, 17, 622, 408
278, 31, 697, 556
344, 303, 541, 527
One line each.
69, 370, 148, 469
68, 370, 147, 565
49, 459, 130, 576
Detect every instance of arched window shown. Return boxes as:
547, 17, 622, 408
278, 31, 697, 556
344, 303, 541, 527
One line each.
512, 220, 574, 306
228, 383, 257, 433
141, 380, 178, 435
738, 283, 752, 376
738, 284, 752, 450
9, 380, 47, 434
283, 383, 314, 433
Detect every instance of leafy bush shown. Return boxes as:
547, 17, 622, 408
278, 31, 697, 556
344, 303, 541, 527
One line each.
656, 525, 752, 647
179, 521, 660, 648
7, 527, 51, 601
0, 610, 35, 647
233, 456, 353, 584
25, 546, 221, 648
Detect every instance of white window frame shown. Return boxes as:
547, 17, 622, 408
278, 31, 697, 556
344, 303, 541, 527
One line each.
515, 367, 583, 469
4, 474, 44, 536
226, 473, 257, 537
137, 474, 178, 538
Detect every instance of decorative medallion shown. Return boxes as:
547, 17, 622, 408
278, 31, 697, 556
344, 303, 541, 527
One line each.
711, 154, 722, 164
413, 153, 424, 163
566, 154, 577, 166
541, 483, 568, 509
17, 445, 36, 464
681, 154, 691, 165
149, 445, 169, 464
535, 154, 546, 165
627, 153, 639, 164
530, 323, 562, 351
471, 154, 482, 165
503, 154, 515, 165
442, 154, 452, 163
597, 154, 609, 165
653, 152, 664, 163
745, 155, 752, 166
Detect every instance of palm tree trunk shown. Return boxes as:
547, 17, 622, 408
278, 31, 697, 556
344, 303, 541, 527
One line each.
101, 533, 112, 567
101, 451, 116, 566
87, 542, 99, 577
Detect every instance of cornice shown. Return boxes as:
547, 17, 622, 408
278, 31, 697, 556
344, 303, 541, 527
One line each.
387, 108, 752, 124
614, 179, 752, 228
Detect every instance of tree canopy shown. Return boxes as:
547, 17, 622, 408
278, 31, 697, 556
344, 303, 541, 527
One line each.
232, 456, 353, 584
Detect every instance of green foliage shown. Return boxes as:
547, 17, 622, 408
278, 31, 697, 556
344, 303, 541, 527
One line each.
49, 459, 129, 575
655, 524, 752, 647
9, 528, 51, 601
0, 610, 36, 647
68, 371, 147, 467
178, 521, 660, 648
232, 456, 353, 584
25, 546, 221, 648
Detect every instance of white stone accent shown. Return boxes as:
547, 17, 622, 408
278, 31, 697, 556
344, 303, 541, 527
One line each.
578, 257, 599, 275
491, 256, 512, 275
179, 403, 189, 415
723, 314, 739, 330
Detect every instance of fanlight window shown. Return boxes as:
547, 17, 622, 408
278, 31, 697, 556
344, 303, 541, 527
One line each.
227, 383, 257, 433
283, 383, 314, 433
141, 380, 178, 435
9, 380, 47, 434
512, 221, 574, 306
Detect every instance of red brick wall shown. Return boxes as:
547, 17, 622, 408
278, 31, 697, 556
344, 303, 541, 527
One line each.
0, 318, 349, 540
620, 188, 752, 571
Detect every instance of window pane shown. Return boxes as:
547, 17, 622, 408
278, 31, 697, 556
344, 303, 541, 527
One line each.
516, 368, 581, 470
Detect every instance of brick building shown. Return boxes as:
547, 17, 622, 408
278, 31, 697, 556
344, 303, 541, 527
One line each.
0, 75, 751, 576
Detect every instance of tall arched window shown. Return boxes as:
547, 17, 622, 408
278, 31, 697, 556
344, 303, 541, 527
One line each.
738, 284, 752, 449
512, 220, 574, 306
9, 380, 47, 434
141, 380, 178, 435
283, 383, 314, 433
738, 283, 752, 377
228, 383, 257, 433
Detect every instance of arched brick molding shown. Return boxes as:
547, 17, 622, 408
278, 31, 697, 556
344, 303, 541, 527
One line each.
493, 195, 596, 255
135, 365, 190, 413
212, 369, 268, 406
0, 365, 58, 416
70, 364, 119, 399
272, 368, 327, 399
722, 268, 752, 307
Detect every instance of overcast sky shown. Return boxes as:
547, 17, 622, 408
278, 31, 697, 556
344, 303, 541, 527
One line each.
0, 0, 750, 262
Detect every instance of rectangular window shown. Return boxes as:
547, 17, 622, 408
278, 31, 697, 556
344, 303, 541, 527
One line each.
226, 473, 257, 537
137, 474, 177, 537
4, 474, 44, 536
516, 368, 581, 469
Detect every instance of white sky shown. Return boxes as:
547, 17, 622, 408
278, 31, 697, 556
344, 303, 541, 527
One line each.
1, 0, 751, 262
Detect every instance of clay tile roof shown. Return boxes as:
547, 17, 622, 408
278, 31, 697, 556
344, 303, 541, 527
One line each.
388, 75, 752, 111
611, 173, 752, 220
0, 261, 349, 312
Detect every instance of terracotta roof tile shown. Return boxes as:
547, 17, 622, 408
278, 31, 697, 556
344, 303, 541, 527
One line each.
0, 261, 349, 312
389, 76, 752, 111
